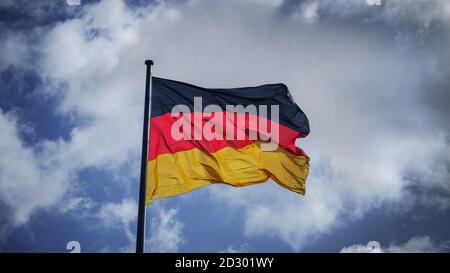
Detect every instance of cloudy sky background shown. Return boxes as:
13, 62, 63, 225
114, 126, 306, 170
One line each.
1, 0, 450, 252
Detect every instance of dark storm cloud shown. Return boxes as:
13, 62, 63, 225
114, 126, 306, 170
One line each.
0, 1, 82, 30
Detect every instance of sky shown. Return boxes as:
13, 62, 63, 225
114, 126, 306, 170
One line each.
0, 0, 450, 253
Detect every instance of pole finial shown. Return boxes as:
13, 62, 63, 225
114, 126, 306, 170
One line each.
145, 60, 154, 66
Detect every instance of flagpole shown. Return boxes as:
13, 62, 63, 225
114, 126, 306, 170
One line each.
136, 59, 154, 253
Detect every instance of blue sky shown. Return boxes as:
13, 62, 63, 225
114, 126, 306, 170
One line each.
1, 0, 450, 253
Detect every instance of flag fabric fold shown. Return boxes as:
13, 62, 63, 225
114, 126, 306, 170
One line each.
146, 77, 310, 204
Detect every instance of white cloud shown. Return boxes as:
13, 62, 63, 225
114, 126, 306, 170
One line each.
76, 198, 185, 253
243, 0, 283, 8
0, 0, 149, 246
98, 198, 138, 246
285, 0, 450, 33
381, 0, 450, 28
1, 0, 450, 251
293, 1, 319, 24
98, 198, 138, 227
0, 34, 29, 70
146, 206, 184, 252
341, 236, 450, 253
0, 111, 70, 237
220, 243, 251, 253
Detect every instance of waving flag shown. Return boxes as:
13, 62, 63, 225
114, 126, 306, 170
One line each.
146, 77, 310, 204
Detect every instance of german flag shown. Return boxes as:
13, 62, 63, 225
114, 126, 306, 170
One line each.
146, 77, 310, 204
